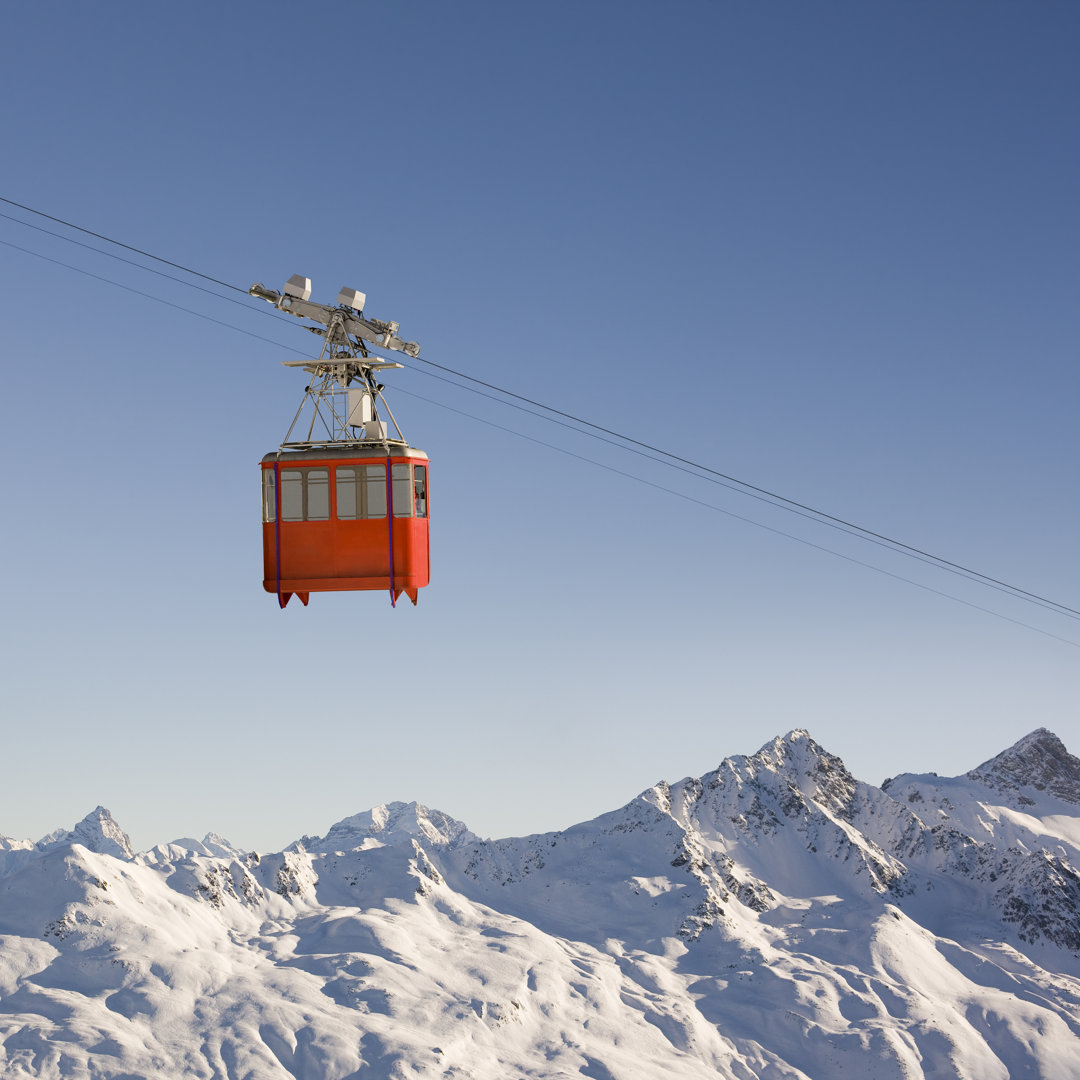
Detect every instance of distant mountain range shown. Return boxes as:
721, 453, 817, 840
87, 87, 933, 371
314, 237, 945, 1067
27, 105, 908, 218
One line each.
2, 729, 1079, 1078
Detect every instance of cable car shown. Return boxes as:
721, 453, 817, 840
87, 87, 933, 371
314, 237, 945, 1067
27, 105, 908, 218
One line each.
250, 276, 430, 608
260, 446, 429, 608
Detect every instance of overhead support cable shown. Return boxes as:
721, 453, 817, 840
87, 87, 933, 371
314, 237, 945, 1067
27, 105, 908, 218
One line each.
0, 210, 291, 319
0, 238, 302, 353
397, 362, 1080, 624
395, 384, 1080, 650
0, 195, 247, 294
404, 353, 1080, 623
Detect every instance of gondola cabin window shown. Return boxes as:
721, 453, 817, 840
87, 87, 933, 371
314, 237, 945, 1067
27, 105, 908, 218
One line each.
262, 469, 276, 523
281, 468, 329, 522
392, 463, 414, 517
414, 465, 427, 518
337, 464, 387, 519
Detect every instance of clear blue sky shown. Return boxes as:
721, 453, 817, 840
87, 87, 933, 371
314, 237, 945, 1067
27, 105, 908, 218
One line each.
2, 2, 1077, 852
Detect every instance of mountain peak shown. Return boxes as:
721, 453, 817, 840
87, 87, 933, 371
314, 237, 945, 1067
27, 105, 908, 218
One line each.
743, 729, 857, 819
40, 806, 135, 859
300, 801, 477, 852
163, 832, 243, 859
758, 728, 826, 762
968, 729, 1080, 806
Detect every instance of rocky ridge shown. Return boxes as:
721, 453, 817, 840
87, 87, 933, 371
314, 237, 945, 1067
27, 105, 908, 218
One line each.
967, 727, 1080, 806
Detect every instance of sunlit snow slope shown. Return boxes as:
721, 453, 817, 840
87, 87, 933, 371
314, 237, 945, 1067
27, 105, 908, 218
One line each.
2, 730, 1080, 1079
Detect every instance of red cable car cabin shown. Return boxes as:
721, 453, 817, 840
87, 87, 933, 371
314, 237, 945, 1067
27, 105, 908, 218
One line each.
261, 446, 429, 608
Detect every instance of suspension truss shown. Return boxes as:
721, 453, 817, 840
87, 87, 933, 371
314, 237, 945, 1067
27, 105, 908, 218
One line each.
250, 277, 418, 450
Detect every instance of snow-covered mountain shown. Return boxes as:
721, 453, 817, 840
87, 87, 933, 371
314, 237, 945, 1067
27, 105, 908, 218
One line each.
2, 730, 1080, 1079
